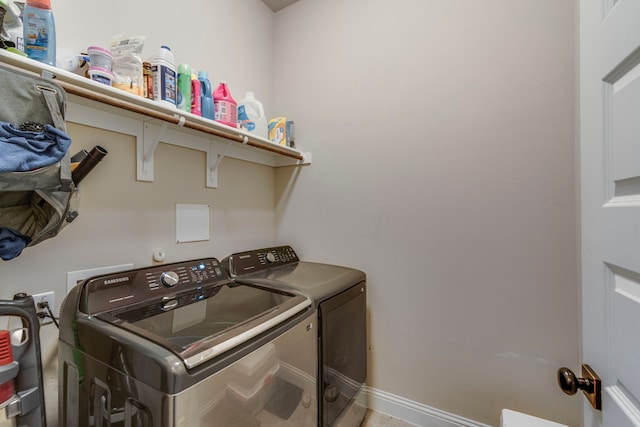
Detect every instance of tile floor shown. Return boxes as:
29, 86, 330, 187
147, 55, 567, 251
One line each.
360, 410, 418, 427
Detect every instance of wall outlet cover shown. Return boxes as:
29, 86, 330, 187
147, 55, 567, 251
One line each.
32, 291, 55, 325
67, 263, 134, 294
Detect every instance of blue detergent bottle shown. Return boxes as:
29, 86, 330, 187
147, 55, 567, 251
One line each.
198, 70, 214, 120
23, 0, 56, 66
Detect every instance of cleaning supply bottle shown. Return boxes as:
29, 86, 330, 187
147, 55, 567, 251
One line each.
177, 63, 191, 112
238, 91, 268, 139
191, 73, 202, 116
23, 0, 56, 65
213, 81, 237, 128
151, 45, 177, 108
198, 71, 214, 120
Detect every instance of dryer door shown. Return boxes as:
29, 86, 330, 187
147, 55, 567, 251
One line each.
319, 282, 367, 427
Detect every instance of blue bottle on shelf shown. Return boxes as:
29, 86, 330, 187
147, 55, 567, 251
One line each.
23, 0, 56, 66
198, 70, 214, 120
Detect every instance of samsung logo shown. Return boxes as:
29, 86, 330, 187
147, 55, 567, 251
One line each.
104, 277, 129, 285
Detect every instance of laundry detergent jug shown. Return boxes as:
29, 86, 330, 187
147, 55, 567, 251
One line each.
213, 81, 237, 128
198, 71, 214, 120
238, 91, 268, 139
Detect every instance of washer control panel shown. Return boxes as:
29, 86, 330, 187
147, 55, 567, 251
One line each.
80, 258, 229, 314
226, 245, 299, 276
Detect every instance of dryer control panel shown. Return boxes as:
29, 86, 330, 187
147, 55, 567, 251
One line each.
225, 245, 299, 276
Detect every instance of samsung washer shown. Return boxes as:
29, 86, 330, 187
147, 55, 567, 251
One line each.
58, 257, 318, 427
223, 246, 367, 427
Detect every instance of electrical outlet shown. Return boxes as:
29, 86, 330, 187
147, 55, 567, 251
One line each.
32, 291, 55, 325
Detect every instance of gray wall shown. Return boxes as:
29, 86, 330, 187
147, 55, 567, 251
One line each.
272, 1, 580, 425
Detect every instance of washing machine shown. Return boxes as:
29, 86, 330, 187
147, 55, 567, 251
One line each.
223, 246, 367, 427
58, 257, 318, 427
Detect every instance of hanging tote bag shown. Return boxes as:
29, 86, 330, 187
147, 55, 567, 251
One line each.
0, 63, 77, 260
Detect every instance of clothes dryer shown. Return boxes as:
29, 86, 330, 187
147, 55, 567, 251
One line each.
223, 246, 367, 427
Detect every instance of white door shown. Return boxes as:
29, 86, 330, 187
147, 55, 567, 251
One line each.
581, 0, 640, 425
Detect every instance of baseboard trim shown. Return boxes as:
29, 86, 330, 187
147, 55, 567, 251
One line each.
357, 387, 493, 427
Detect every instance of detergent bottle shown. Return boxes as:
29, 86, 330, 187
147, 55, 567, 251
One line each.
238, 91, 268, 139
213, 81, 237, 128
198, 71, 214, 120
191, 74, 202, 116
177, 63, 191, 112
23, 0, 56, 65
151, 45, 177, 108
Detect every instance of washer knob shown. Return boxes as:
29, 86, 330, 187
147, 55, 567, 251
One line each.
266, 252, 276, 263
160, 271, 179, 287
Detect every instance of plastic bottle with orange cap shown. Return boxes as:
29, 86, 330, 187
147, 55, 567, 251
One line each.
23, 0, 56, 65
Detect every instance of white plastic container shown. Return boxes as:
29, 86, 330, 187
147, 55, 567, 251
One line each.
238, 91, 268, 139
87, 46, 113, 71
228, 363, 279, 415
501, 409, 568, 427
88, 67, 113, 86
56, 48, 79, 71
227, 343, 279, 414
151, 45, 177, 108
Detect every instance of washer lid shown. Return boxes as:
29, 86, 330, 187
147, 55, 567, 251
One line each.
97, 283, 311, 369
224, 246, 366, 302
